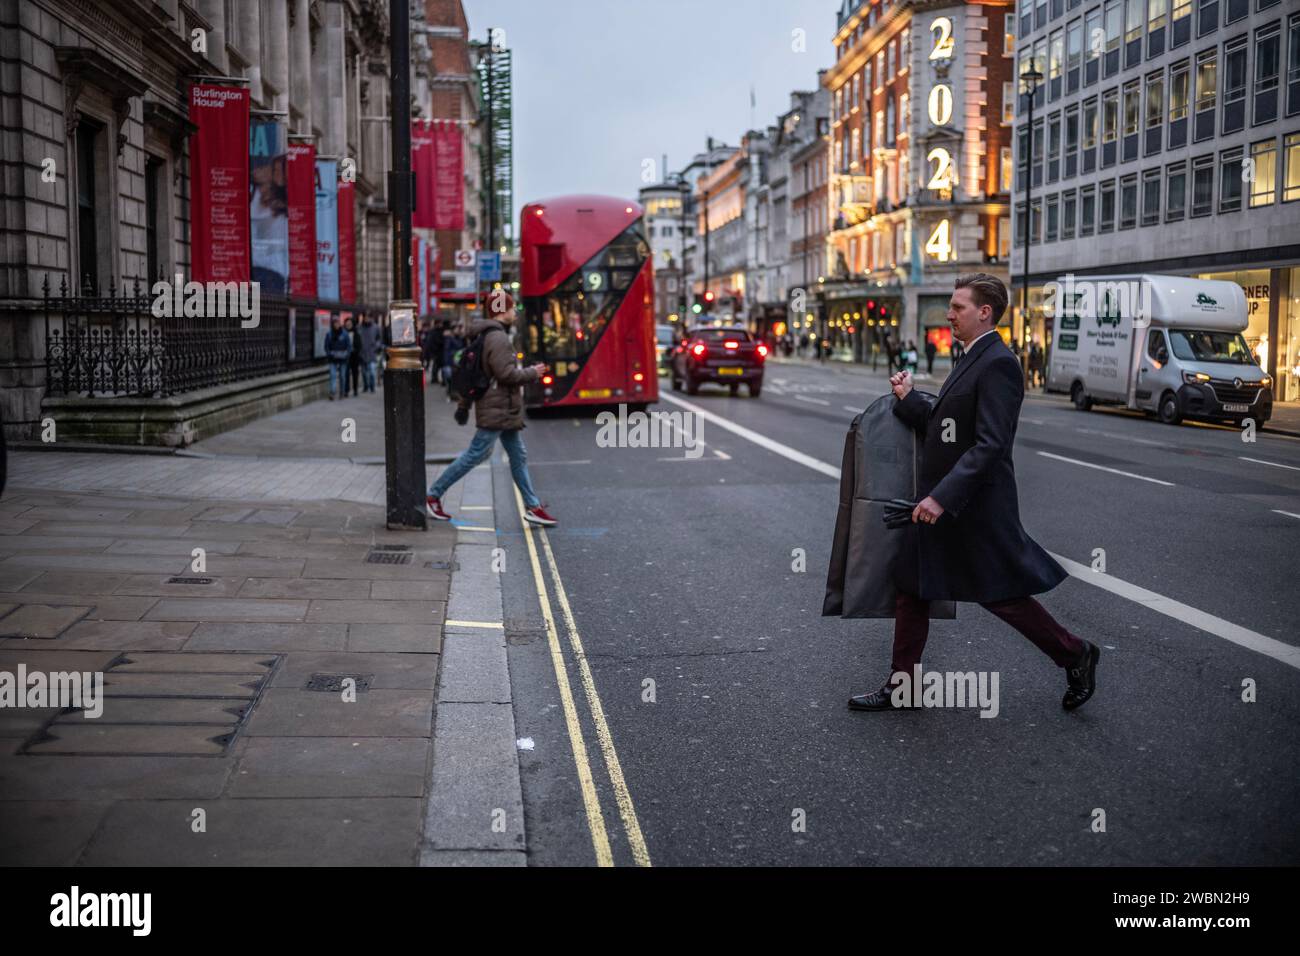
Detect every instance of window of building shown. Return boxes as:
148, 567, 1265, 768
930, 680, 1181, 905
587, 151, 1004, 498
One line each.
1171, 0, 1192, 47
1223, 35, 1248, 133
1142, 167, 1162, 223
1067, 19, 1083, 93
1085, 7, 1103, 85
1220, 147, 1244, 211
1288, 14, 1300, 117
75, 119, 102, 295
999, 215, 1012, 257
1194, 48, 1217, 141
1191, 153, 1215, 215
1046, 194, 1060, 240
1166, 160, 1188, 218
1065, 106, 1080, 175
1149, 0, 1168, 32
887, 41, 894, 80
1001, 146, 1014, 192
1123, 79, 1142, 159
1284, 132, 1300, 200
1014, 202, 1026, 248
1004, 82, 1016, 123
1033, 118, 1045, 185
1224, 0, 1247, 25
1063, 189, 1078, 238
1050, 29, 1065, 97
1083, 96, 1099, 147
1120, 173, 1139, 227
1146, 70, 1166, 128
1030, 197, 1043, 243
1104, 1, 1123, 75
1170, 59, 1190, 119
1197, 0, 1219, 38
1249, 139, 1277, 206
886, 93, 896, 147
145, 155, 164, 282
1254, 22, 1280, 125
1100, 179, 1117, 230
1006, 13, 1016, 54
1126, 0, 1145, 68
1080, 184, 1097, 234
1102, 87, 1120, 165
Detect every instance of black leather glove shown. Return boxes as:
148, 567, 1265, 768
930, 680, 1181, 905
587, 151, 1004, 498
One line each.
881, 498, 919, 529
453, 405, 470, 426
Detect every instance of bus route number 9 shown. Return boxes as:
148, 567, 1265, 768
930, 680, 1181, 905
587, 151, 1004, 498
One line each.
584, 269, 605, 292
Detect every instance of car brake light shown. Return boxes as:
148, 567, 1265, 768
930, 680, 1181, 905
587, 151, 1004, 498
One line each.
691, 343, 706, 357
724, 340, 739, 349
757, 344, 769, 357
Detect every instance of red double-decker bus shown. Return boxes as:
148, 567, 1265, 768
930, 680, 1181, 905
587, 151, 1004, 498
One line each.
519, 195, 657, 410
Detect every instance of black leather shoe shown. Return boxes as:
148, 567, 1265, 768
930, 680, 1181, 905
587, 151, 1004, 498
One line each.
848, 683, 904, 711
1063, 641, 1100, 711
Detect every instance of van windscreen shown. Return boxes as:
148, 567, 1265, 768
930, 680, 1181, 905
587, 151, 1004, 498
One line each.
1167, 330, 1254, 364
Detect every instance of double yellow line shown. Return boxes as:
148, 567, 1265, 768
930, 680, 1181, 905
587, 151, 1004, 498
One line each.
512, 486, 651, 867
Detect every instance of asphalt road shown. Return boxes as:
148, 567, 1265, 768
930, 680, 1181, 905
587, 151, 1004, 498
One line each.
482, 359, 1300, 866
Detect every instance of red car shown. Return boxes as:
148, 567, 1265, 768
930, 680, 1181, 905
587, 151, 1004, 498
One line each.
670, 327, 766, 397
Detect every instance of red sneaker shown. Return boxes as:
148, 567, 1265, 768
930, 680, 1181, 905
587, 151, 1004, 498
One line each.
523, 505, 557, 527
426, 496, 451, 521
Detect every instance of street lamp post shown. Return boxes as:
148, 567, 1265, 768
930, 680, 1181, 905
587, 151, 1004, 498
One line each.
1019, 62, 1044, 370
384, 0, 427, 530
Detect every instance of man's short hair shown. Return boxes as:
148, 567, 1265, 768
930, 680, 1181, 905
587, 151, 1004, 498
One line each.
955, 273, 1009, 324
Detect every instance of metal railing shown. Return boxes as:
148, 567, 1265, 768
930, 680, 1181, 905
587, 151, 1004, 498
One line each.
40, 274, 375, 398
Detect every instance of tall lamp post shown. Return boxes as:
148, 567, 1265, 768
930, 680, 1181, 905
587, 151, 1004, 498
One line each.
384, 0, 427, 530
1019, 61, 1044, 369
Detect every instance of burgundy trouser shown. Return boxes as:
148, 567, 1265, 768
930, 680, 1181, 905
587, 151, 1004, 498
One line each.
891, 590, 1085, 676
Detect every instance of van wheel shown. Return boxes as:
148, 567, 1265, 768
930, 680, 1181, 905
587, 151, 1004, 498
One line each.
1158, 392, 1183, 425
1070, 382, 1092, 411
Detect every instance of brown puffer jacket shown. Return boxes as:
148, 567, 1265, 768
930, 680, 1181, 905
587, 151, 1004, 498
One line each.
470, 317, 539, 431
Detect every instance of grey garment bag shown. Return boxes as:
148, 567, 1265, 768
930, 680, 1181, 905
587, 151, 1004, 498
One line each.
822, 390, 957, 620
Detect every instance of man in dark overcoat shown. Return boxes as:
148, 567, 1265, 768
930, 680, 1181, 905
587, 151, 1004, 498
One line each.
849, 273, 1100, 712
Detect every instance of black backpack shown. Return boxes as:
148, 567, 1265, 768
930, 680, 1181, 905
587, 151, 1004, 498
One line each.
449, 331, 493, 402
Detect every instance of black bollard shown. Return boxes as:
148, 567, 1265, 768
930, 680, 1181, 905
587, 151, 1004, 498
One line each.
384, 301, 427, 530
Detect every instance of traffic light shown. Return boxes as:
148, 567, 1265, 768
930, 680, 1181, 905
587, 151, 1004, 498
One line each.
691, 296, 703, 315
703, 291, 716, 313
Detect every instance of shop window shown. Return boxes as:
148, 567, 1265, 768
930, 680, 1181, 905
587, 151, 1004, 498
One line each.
1249, 139, 1277, 206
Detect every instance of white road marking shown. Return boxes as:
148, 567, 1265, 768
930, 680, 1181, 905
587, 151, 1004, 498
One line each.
1272, 510, 1300, 520
460, 505, 492, 511
712, 448, 732, 460
1241, 456, 1300, 472
843, 405, 862, 413
531, 460, 594, 466
446, 619, 505, 630
1036, 451, 1174, 486
793, 394, 831, 406
660, 393, 1293, 669
659, 394, 840, 479
1050, 553, 1300, 672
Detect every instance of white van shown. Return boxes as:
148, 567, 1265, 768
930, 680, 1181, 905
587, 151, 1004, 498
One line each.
1044, 274, 1273, 426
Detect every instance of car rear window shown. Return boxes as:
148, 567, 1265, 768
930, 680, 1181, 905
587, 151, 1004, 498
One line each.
693, 330, 751, 341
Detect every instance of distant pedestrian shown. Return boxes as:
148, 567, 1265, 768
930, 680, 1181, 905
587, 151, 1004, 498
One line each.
1028, 341, 1044, 388
324, 316, 351, 400
357, 314, 382, 393
427, 297, 557, 529
924, 337, 937, 375
344, 316, 362, 397
442, 325, 465, 399
905, 340, 919, 374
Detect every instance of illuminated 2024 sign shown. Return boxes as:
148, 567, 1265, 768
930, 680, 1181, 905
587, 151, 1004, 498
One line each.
926, 15, 956, 262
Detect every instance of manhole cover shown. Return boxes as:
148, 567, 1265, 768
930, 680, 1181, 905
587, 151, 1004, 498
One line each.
365, 550, 412, 565
167, 576, 214, 585
425, 560, 458, 571
371, 544, 411, 552
305, 674, 372, 693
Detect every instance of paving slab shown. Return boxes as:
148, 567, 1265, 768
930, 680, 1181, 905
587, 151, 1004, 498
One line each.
438, 631, 511, 704
106, 539, 243, 555
186, 622, 347, 652
0, 568, 40, 592
25, 723, 231, 756
0, 751, 232, 800
346, 624, 442, 653
270, 650, 439, 690
0, 604, 91, 638
102, 672, 267, 698
45, 620, 196, 651
370, 578, 450, 601
0, 800, 114, 865
0, 536, 115, 553
246, 508, 301, 526
114, 575, 248, 598
306, 599, 445, 624
227, 737, 429, 797
112, 651, 278, 673
77, 797, 422, 866
245, 688, 433, 737
237, 577, 372, 600
0, 649, 120, 672
1, 553, 188, 574
51, 697, 248, 725
21, 571, 129, 594
235, 540, 371, 560
0, 707, 62, 740
0, 592, 160, 622
420, 849, 528, 867
201, 557, 309, 577
145, 597, 309, 623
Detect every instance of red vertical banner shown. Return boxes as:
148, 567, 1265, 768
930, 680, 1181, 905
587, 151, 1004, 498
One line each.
433, 121, 464, 231
412, 120, 436, 229
188, 84, 250, 283
286, 141, 317, 298
338, 178, 356, 303
412, 234, 424, 312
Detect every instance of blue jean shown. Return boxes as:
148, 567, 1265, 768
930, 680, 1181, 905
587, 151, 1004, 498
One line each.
328, 361, 347, 396
430, 427, 540, 508
362, 360, 377, 392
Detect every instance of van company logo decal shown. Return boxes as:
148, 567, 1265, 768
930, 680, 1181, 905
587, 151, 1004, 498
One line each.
1196, 292, 1219, 307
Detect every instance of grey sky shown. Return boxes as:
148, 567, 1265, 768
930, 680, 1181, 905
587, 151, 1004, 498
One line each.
463, 0, 840, 230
